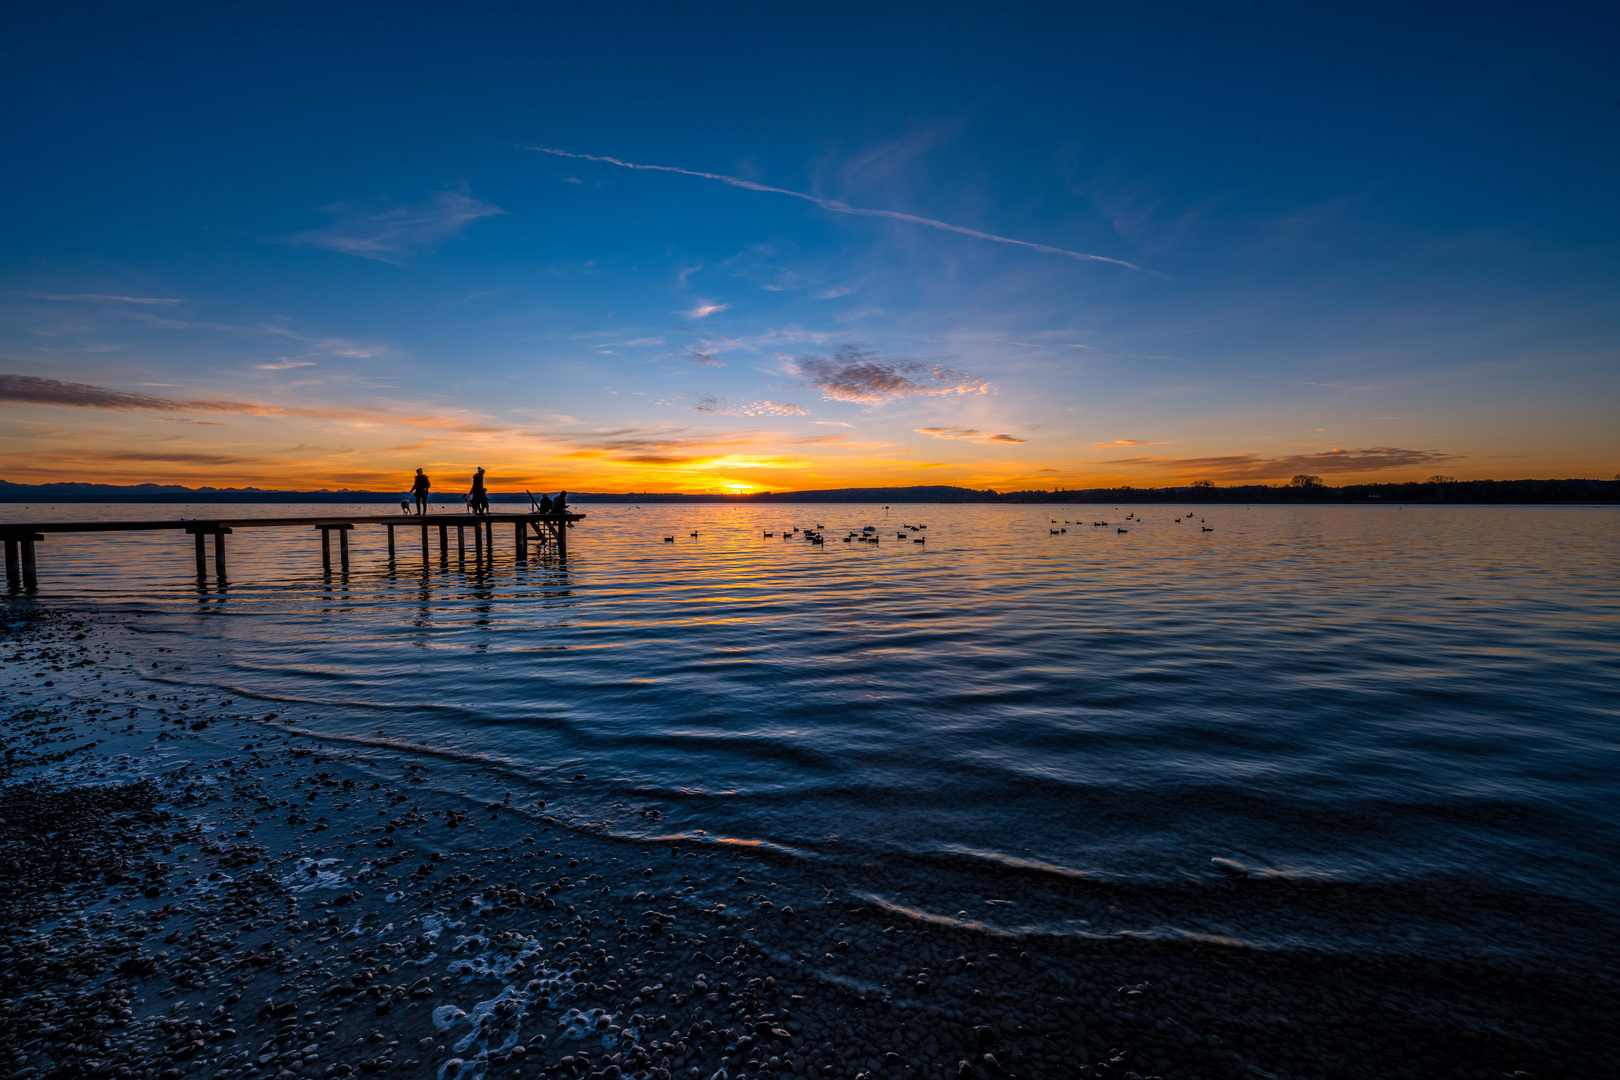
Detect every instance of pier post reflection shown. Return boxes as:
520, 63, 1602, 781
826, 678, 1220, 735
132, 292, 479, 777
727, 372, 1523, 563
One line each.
3, 535, 19, 590
213, 529, 229, 583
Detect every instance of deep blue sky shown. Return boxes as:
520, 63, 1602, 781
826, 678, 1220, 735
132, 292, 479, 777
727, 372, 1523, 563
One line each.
2, 1, 1615, 490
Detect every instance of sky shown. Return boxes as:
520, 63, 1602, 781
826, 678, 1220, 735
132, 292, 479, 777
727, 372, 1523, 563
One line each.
1, 0, 1616, 494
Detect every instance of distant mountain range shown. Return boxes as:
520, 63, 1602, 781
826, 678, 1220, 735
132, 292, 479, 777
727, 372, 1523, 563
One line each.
2, 478, 1615, 504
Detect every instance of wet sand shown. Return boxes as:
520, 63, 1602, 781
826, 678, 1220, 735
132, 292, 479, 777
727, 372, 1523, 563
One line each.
3, 605, 1616, 1080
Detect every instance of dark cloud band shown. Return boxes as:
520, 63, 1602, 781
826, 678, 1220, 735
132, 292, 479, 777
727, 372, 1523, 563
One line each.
0, 373, 256, 413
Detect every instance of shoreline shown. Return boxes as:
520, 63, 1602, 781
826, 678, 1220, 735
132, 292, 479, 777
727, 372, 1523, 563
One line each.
3, 603, 1617, 1080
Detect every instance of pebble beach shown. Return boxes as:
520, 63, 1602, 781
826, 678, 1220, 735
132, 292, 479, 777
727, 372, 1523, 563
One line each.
4, 603, 1617, 1080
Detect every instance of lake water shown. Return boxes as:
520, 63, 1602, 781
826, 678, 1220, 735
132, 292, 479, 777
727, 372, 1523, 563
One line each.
5, 501, 1618, 967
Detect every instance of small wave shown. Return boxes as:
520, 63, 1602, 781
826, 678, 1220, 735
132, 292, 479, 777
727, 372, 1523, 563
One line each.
853, 891, 1272, 950
1210, 857, 1335, 881
935, 846, 1106, 882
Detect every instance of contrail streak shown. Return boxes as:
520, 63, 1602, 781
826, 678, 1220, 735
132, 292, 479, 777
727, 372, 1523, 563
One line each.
529, 145, 1144, 272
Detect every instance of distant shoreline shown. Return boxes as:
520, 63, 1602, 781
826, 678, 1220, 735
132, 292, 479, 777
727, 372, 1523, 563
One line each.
2, 478, 1616, 505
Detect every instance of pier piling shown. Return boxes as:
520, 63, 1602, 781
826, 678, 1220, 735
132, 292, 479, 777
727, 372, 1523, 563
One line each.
316, 524, 354, 573
185, 524, 229, 584
5, 533, 43, 590
213, 528, 231, 582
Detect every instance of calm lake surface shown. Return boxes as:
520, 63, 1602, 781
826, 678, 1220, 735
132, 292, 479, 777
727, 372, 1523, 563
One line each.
5, 501, 1618, 964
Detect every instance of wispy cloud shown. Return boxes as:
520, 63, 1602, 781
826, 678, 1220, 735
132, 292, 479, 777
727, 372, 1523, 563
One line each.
1091, 438, 1168, 450
811, 420, 853, 427
72, 450, 272, 466
693, 396, 808, 417
545, 424, 810, 468
291, 188, 505, 262
681, 302, 728, 319
529, 145, 1145, 271
22, 293, 185, 305
255, 359, 318, 370
120, 311, 386, 360
790, 346, 992, 404
1104, 446, 1460, 480
915, 426, 1027, 444
450, 289, 505, 305
679, 345, 724, 366
813, 286, 853, 299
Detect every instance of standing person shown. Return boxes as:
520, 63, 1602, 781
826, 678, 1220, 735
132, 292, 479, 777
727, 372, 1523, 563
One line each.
411, 468, 431, 515
470, 467, 488, 514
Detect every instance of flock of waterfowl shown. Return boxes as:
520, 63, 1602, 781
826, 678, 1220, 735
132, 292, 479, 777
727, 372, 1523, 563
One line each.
1048, 510, 1216, 535
748, 523, 930, 546
658, 513, 1215, 546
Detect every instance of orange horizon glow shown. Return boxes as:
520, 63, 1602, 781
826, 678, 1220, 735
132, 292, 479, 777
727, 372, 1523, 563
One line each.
3, 440, 1607, 494
3, 381, 1612, 494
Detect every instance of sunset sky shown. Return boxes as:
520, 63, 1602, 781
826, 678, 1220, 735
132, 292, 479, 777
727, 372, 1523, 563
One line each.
2, 2, 1615, 494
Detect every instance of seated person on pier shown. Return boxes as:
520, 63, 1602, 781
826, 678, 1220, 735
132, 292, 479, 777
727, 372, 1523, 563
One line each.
537, 493, 553, 514
552, 490, 568, 515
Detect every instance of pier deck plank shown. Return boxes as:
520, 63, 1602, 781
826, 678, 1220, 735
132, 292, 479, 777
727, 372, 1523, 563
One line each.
0, 512, 583, 534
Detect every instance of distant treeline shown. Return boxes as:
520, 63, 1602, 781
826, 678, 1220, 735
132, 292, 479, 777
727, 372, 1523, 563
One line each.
572, 479, 1620, 503
990, 477, 1620, 504
2, 477, 1615, 504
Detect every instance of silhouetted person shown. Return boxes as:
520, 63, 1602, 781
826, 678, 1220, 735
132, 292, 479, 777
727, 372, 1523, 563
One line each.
553, 490, 568, 515
469, 467, 488, 515
411, 468, 431, 515
538, 493, 553, 514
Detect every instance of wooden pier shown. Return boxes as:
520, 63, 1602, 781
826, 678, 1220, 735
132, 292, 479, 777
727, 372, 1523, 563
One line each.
0, 512, 583, 589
